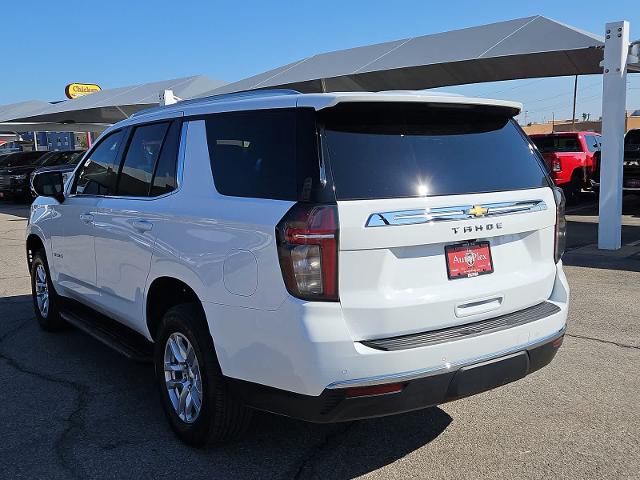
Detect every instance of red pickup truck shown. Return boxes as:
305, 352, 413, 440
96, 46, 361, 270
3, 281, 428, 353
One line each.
529, 132, 601, 202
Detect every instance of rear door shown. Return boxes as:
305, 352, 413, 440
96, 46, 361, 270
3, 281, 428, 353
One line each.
93, 119, 181, 331
320, 102, 557, 340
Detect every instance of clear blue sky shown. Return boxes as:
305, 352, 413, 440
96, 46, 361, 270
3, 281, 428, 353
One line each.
3, 0, 639, 124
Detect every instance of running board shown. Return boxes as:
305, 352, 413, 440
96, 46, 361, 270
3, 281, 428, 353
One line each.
59, 301, 153, 363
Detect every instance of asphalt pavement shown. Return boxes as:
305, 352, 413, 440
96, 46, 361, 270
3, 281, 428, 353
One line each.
0, 196, 638, 480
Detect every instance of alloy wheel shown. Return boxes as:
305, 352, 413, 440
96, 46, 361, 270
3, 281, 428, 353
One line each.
163, 332, 203, 423
34, 264, 49, 318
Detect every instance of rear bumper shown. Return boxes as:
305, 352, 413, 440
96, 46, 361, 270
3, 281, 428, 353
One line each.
208, 263, 569, 398
227, 328, 564, 423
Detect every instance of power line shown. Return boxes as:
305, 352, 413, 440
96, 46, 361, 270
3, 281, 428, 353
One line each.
525, 91, 603, 115
523, 80, 601, 105
478, 78, 546, 96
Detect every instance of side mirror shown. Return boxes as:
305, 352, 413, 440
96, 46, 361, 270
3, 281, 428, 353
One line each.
32, 171, 65, 203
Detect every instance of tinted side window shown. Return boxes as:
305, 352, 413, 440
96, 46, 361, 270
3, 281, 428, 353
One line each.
150, 120, 181, 196
584, 135, 599, 152
205, 109, 298, 200
116, 122, 170, 197
74, 130, 124, 195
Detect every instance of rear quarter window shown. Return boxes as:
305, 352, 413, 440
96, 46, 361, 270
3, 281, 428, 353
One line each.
204, 108, 323, 202
321, 103, 550, 200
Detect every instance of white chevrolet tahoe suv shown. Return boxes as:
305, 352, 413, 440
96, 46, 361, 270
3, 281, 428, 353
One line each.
27, 90, 569, 445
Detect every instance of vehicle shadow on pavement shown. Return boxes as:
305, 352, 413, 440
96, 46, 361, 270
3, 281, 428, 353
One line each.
563, 193, 640, 272
0, 200, 30, 219
0, 294, 452, 479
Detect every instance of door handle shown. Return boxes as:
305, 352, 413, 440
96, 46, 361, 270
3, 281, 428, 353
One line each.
132, 219, 153, 232
79, 213, 94, 224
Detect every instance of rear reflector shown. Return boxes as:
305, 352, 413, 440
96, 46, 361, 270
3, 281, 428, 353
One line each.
345, 382, 406, 398
552, 335, 564, 348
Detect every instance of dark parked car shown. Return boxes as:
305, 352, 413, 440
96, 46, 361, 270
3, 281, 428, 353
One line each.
622, 129, 640, 190
592, 129, 640, 192
30, 150, 85, 197
0, 151, 50, 200
0, 153, 11, 167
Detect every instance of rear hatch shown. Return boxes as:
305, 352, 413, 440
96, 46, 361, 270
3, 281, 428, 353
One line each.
320, 102, 557, 340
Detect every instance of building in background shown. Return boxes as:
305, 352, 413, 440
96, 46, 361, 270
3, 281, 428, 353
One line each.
523, 111, 640, 136
18, 131, 76, 151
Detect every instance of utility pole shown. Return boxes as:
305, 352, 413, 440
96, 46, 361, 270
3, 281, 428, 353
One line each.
571, 75, 578, 131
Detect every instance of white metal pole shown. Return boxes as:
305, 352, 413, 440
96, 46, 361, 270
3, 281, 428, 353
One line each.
32, 131, 38, 151
160, 89, 178, 106
598, 21, 629, 250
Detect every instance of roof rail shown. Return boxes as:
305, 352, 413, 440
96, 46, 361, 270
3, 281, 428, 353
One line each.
202, 88, 302, 102
132, 88, 302, 118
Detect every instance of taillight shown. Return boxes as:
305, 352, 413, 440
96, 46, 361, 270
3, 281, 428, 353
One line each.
553, 187, 566, 263
552, 159, 562, 172
276, 203, 339, 301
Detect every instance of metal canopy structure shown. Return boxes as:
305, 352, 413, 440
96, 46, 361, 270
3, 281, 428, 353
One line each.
203, 16, 609, 96
0, 100, 52, 123
14, 75, 226, 125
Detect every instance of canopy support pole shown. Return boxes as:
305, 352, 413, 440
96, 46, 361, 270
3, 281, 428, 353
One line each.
598, 21, 630, 250
571, 75, 578, 130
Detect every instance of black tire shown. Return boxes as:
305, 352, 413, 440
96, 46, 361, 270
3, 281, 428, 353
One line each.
154, 303, 252, 446
30, 249, 65, 331
563, 173, 582, 204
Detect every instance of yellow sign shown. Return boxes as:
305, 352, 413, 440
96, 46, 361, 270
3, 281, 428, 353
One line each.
65, 83, 102, 99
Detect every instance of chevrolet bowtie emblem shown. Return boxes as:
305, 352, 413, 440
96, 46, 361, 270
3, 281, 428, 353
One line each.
468, 205, 489, 217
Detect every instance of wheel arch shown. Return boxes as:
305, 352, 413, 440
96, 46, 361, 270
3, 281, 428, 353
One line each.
571, 166, 588, 185
26, 233, 46, 271
145, 276, 208, 341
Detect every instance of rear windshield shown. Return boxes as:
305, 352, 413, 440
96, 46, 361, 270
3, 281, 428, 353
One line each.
321, 103, 549, 200
39, 151, 84, 167
2, 151, 46, 167
531, 135, 581, 153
